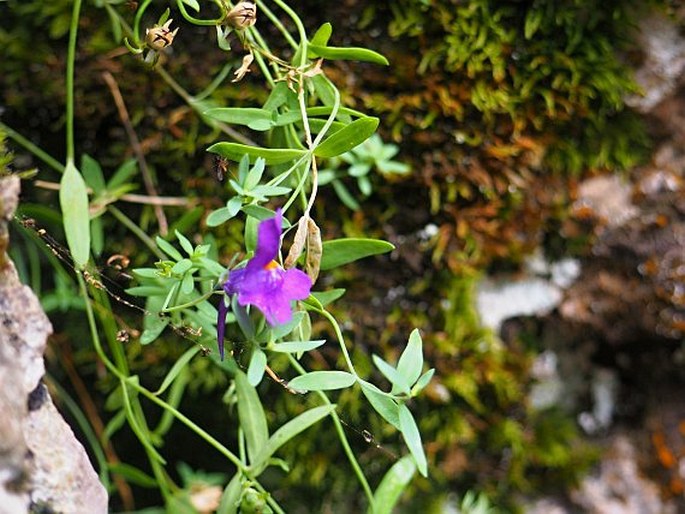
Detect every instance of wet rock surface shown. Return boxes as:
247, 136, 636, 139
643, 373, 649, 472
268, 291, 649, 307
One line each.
0, 177, 107, 514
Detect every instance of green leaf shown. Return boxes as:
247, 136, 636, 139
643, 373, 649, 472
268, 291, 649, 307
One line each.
373, 355, 411, 396
270, 340, 326, 353
171, 259, 192, 275
311, 288, 345, 306
411, 369, 435, 396
60, 161, 90, 269
395, 329, 424, 392
175, 230, 194, 256
308, 44, 389, 65
244, 215, 258, 254
206, 207, 235, 227
107, 158, 137, 190
320, 238, 394, 270
368, 455, 416, 514
235, 371, 269, 464
217, 472, 242, 514
109, 463, 158, 488
332, 179, 360, 210
269, 311, 305, 340
243, 158, 266, 190
262, 81, 294, 111
154, 346, 199, 395
204, 108, 275, 131
140, 315, 169, 345
310, 22, 332, 47
180, 272, 195, 295
125, 286, 167, 297
247, 347, 267, 386
242, 204, 278, 222
288, 371, 356, 391
156, 237, 183, 261
360, 381, 400, 429
81, 154, 106, 194
90, 215, 104, 256
313, 117, 379, 158
252, 405, 336, 472
208, 142, 307, 165
399, 404, 428, 477
232, 295, 255, 339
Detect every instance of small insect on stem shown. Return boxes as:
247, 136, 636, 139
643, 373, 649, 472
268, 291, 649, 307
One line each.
213, 156, 229, 182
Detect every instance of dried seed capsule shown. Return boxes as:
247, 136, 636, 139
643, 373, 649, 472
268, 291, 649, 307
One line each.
145, 19, 179, 51
225, 2, 257, 29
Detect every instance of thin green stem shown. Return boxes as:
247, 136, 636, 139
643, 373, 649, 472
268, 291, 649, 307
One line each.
270, 0, 308, 68
66, 0, 84, 164
176, 0, 225, 26
78, 273, 284, 511
107, 205, 166, 260
0, 122, 64, 174
133, 0, 153, 42
155, 66, 256, 145
320, 308, 358, 376
195, 62, 233, 101
287, 355, 375, 510
258, 1, 298, 50
161, 289, 217, 313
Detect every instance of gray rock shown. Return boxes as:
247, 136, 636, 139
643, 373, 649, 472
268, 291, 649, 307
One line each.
0, 176, 108, 514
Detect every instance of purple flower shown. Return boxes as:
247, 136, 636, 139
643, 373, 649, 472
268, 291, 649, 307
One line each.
217, 209, 312, 359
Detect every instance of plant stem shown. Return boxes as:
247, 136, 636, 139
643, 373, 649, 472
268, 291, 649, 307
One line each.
66, 0, 84, 164
107, 205, 166, 260
0, 122, 64, 174
287, 355, 375, 510
320, 308, 358, 377
78, 273, 284, 512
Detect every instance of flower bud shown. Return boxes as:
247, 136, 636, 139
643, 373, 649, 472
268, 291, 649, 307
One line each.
145, 19, 179, 51
225, 2, 257, 29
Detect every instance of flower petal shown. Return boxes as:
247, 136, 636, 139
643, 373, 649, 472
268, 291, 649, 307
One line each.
281, 268, 312, 300
260, 291, 295, 326
223, 267, 247, 295
251, 208, 282, 268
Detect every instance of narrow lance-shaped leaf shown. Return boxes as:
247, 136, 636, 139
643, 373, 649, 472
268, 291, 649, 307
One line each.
313, 117, 380, 159
320, 238, 394, 270
247, 347, 267, 386
270, 340, 326, 354
252, 405, 336, 472
60, 161, 90, 268
393, 329, 424, 395
308, 44, 389, 66
367, 455, 417, 514
288, 371, 356, 391
217, 472, 242, 514
310, 22, 333, 47
234, 371, 269, 464
399, 404, 428, 477
372, 355, 410, 396
360, 380, 400, 430
204, 108, 275, 131
154, 346, 199, 395
208, 142, 307, 165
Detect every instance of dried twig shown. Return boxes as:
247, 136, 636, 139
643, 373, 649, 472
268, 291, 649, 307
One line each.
101, 71, 169, 235
33, 180, 194, 207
